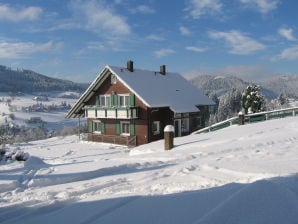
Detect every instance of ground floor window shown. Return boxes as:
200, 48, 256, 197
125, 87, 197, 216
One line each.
152, 121, 160, 135
190, 116, 201, 130
120, 121, 130, 135
116, 121, 135, 136
93, 120, 104, 134
181, 118, 189, 132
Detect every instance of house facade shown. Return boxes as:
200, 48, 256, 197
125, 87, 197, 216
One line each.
66, 61, 214, 146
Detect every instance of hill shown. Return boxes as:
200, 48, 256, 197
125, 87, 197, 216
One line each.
1, 117, 298, 223
190, 75, 248, 96
189, 74, 298, 99
261, 75, 298, 99
0, 65, 88, 93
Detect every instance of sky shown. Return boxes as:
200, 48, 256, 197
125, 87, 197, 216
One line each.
0, 0, 298, 82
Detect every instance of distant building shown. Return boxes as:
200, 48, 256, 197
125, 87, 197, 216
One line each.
66, 61, 214, 146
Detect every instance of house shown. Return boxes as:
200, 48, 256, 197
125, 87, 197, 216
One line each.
66, 61, 214, 146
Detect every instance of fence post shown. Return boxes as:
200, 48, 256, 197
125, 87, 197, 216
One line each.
238, 111, 245, 125
164, 125, 174, 150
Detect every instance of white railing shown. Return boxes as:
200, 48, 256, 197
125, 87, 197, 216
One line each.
193, 107, 298, 134
85, 106, 139, 119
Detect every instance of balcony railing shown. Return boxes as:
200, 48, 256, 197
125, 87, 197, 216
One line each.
84, 106, 139, 119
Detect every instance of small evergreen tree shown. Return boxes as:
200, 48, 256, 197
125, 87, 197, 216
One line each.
278, 93, 289, 107
242, 84, 265, 114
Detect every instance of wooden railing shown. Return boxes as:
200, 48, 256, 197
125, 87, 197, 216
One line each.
193, 107, 298, 134
88, 133, 137, 147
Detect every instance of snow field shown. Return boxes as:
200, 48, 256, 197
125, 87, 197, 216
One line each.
0, 92, 78, 129
0, 117, 298, 223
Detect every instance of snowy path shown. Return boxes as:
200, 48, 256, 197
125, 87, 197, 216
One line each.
0, 117, 298, 223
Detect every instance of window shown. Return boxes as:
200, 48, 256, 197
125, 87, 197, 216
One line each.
152, 121, 160, 135
111, 74, 117, 84
118, 94, 129, 107
120, 121, 130, 135
191, 116, 201, 129
181, 118, 189, 132
93, 120, 103, 134
99, 95, 111, 107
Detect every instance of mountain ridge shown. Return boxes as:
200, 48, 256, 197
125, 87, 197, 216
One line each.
190, 74, 298, 99
0, 65, 88, 93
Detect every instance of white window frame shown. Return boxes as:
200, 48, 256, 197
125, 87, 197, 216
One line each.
181, 118, 189, 132
99, 95, 111, 107
111, 74, 117, 84
93, 120, 102, 134
152, 121, 160, 135
118, 94, 130, 107
120, 121, 130, 136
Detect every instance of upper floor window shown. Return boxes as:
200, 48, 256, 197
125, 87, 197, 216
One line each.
111, 74, 117, 84
118, 94, 130, 107
100, 95, 111, 107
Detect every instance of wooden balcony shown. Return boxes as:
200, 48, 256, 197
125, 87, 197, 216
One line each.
85, 106, 139, 119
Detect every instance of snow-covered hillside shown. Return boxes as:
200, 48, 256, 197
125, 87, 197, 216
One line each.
0, 92, 79, 130
1, 117, 298, 224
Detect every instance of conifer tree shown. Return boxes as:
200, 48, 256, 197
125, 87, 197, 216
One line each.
242, 84, 265, 114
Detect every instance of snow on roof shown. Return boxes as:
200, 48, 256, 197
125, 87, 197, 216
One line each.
108, 65, 214, 113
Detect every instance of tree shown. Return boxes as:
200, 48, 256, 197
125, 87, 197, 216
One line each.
242, 84, 265, 114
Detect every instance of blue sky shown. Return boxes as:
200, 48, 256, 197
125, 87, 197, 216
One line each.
0, 0, 298, 82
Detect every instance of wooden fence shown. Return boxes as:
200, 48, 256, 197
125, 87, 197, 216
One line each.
193, 107, 298, 135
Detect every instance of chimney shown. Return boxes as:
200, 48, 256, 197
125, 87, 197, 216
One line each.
127, 60, 134, 72
160, 65, 166, 75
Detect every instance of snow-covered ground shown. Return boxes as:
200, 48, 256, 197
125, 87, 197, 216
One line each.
0, 117, 298, 223
0, 92, 79, 130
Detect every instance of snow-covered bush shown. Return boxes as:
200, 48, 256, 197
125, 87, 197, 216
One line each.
12, 149, 29, 161
1, 147, 29, 162
242, 84, 265, 114
0, 147, 6, 158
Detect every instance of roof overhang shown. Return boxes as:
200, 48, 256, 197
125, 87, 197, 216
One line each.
65, 66, 111, 118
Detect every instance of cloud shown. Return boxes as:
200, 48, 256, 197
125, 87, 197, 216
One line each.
0, 4, 42, 22
185, 46, 205, 52
209, 30, 266, 55
129, 5, 155, 14
179, 26, 191, 36
278, 28, 296, 41
239, 0, 279, 14
0, 40, 61, 59
69, 0, 131, 36
154, 48, 175, 58
185, 0, 223, 19
146, 34, 165, 41
275, 46, 298, 61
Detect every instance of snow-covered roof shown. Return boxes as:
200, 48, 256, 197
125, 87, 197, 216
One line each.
108, 65, 214, 113
66, 64, 214, 118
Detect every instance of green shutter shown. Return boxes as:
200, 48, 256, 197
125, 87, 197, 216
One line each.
114, 94, 118, 106
88, 120, 93, 132
112, 94, 118, 107
130, 123, 135, 136
129, 93, 135, 106
110, 94, 113, 106
101, 122, 105, 134
115, 122, 120, 134
96, 95, 99, 106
